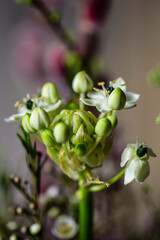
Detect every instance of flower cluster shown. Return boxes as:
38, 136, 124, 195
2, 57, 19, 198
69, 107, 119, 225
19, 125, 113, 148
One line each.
5, 71, 156, 185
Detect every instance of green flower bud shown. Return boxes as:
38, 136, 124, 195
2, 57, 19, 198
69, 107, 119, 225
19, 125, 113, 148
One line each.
22, 113, 36, 133
108, 87, 126, 110
41, 129, 55, 147
95, 117, 112, 137
29, 223, 41, 235
107, 111, 118, 131
47, 147, 60, 165
156, 114, 160, 125
53, 122, 70, 143
9, 234, 18, 240
72, 71, 93, 93
75, 143, 87, 156
41, 82, 59, 104
65, 101, 79, 110
30, 107, 50, 130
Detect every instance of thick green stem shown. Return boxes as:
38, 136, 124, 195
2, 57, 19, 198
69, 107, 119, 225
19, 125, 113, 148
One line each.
79, 175, 93, 240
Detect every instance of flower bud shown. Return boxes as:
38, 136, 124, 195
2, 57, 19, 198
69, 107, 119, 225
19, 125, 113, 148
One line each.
53, 122, 70, 143
108, 87, 126, 110
95, 117, 112, 137
47, 147, 60, 165
75, 143, 87, 156
156, 114, 160, 125
41, 82, 59, 104
41, 129, 55, 147
9, 234, 18, 240
30, 107, 50, 130
72, 71, 93, 93
107, 111, 118, 131
29, 223, 41, 235
22, 113, 36, 133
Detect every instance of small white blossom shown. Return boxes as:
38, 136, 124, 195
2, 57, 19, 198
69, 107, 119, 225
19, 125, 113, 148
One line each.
121, 138, 156, 185
80, 77, 140, 112
51, 215, 78, 239
5, 94, 61, 122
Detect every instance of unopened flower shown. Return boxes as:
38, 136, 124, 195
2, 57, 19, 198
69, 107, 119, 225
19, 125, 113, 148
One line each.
30, 107, 50, 130
5, 92, 61, 122
121, 138, 156, 185
29, 223, 41, 235
81, 77, 140, 112
51, 215, 78, 239
72, 71, 93, 94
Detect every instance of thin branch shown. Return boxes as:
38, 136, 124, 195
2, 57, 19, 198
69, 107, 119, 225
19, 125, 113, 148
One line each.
33, 0, 77, 49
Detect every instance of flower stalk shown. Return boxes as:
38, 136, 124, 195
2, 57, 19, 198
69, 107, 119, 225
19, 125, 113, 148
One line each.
79, 174, 93, 240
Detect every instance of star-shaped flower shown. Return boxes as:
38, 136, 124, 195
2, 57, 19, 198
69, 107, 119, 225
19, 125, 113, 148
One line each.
80, 77, 140, 112
120, 138, 156, 185
5, 94, 61, 122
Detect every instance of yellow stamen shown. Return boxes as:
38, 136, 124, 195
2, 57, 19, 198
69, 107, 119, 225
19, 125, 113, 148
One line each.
19, 104, 24, 108
120, 83, 126, 86
31, 98, 35, 102
14, 101, 20, 107
112, 80, 115, 84
105, 90, 109, 95
38, 96, 45, 100
22, 97, 27, 103
106, 183, 110, 187
93, 87, 100, 92
98, 82, 105, 86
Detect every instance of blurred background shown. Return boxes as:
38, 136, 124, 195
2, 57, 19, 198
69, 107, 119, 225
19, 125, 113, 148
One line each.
1, 0, 160, 239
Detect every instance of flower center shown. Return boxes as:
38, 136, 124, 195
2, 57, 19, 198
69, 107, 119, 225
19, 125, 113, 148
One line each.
26, 99, 33, 110
136, 145, 147, 158
106, 86, 114, 95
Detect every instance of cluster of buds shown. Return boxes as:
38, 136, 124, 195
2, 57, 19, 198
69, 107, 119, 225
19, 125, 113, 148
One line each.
6, 71, 156, 185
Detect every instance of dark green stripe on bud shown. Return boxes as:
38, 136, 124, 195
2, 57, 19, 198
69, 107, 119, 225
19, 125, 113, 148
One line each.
41, 129, 55, 147
30, 107, 50, 130
22, 113, 36, 133
53, 122, 70, 143
95, 117, 112, 137
75, 143, 87, 156
72, 71, 93, 93
107, 111, 118, 131
41, 82, 59, 104
108, 87, 126, 110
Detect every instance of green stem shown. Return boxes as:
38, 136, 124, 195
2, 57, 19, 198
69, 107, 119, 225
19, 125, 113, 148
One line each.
89, 169, 125, 192
79, 174, 93, 240
79, 93, 85, 110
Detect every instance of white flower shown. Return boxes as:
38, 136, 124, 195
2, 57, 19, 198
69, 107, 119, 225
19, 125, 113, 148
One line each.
51, 215, 78, 239
80, 77, 140, 112
5, 94, 61, 122
121, 138, 156, 185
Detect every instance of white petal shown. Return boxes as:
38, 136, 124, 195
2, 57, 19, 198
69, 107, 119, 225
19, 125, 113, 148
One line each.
126, 91, 140, 103
121, 145, 135, 167
87, 91, 104, 99
124, 157, 138, 185
41, 100, 62, 112
134, 160, 150, 183
124, 102, 136, 109
80, 98, 99, 106
113, 77, 126, 92
4, 112, 26, 122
